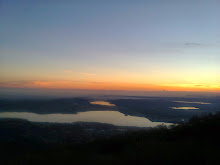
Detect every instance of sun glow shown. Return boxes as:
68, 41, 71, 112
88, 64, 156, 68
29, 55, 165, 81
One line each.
0, 79, 219, 92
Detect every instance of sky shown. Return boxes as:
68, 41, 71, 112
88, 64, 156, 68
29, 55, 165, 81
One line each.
0, 0, 220, 93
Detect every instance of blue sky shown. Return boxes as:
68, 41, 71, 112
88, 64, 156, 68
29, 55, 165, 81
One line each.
0, 0, 220, 91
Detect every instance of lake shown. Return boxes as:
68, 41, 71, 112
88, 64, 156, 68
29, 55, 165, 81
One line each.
0, 110, 172, 128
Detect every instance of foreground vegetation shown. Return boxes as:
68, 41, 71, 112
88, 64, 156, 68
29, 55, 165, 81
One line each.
1, 113, 220, 165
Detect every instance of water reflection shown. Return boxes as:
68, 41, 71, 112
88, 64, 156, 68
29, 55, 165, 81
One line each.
170, 107, 199, 110
173, 101, 211, 105
0, 111, 171, 128
90, 101, 116, 106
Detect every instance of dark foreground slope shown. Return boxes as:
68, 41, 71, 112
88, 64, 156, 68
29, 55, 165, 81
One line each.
1, 113, 220, 165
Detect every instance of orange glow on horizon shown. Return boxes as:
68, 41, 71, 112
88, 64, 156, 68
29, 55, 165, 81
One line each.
0, 80, 219, 92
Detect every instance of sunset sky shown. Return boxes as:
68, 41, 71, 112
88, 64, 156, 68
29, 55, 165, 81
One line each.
1, 0, 220, 92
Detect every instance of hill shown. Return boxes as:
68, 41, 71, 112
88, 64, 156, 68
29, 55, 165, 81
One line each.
1, 113, 220, 165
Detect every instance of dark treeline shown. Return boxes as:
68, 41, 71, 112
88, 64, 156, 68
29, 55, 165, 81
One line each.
1, 113, 220, 165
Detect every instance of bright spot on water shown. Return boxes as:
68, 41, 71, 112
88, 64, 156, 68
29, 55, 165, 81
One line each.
90, 101, 116, 106
170, 107, 199, 110
173, 101, 211, 105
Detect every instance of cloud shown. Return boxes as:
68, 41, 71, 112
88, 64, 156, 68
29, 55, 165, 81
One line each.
0, 80, 79, 89
0, 80, 157, 90
81, 73, 96, 76
184, 42, 202, 47
63, 70, 96, 76
195, 85, 203, 87
0, 80, 35, 86
63, 70, 72, 73
184, 42, 216, 48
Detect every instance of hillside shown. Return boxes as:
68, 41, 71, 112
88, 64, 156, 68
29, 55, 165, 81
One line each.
1, 113, 220, 165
